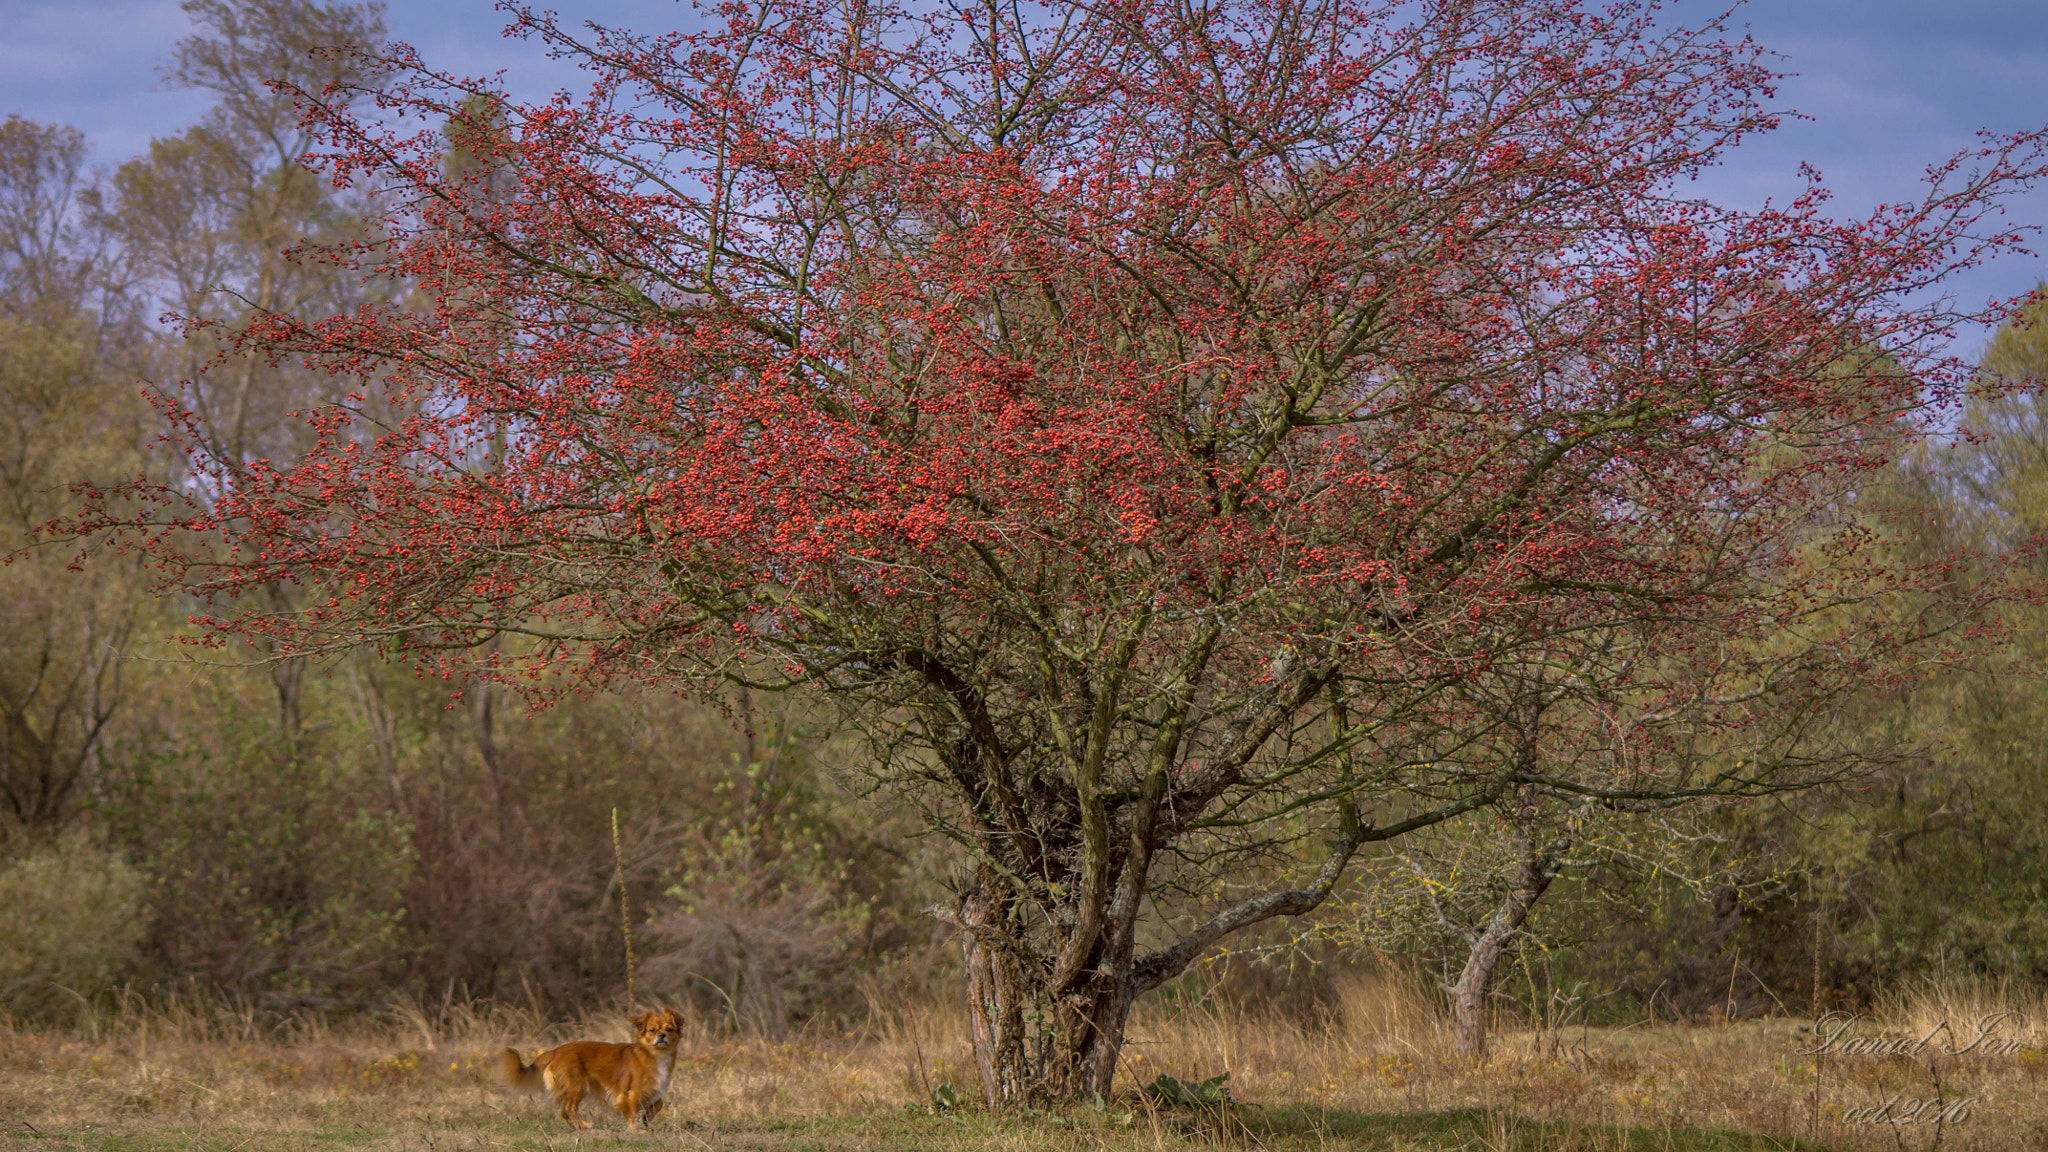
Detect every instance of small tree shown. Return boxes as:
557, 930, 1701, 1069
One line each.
68, 0, 2045, 1101
1312, 575, 1933, 1061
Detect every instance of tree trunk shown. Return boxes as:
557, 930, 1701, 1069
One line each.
1071, 979, 1139, 1100
956, 887, 1142, 1105
944, 754, 1368, 1106
472, 678, 504, 823
1448, 836, 1566, 1060
958, 872, 1036, 1105
351, 650, 400, 793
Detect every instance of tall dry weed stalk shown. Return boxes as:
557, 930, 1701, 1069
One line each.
1876, 973, 2048, 1040
612, 806, 637, 1008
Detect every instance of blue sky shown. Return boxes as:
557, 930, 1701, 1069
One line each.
4, 0, 2045, 352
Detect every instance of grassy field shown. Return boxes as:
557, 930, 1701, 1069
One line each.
2, 978, 2041, 1151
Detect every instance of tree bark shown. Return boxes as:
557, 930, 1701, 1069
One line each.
1072, 979, 1139, 1100
958, 871, 1035, 1105
943, 790, 1378, 1105
1447, 836, 1567, 1060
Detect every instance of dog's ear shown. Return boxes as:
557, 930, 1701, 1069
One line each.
631, 1009, 653, 1029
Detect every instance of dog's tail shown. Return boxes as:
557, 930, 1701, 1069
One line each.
499, 1048, 545, 1092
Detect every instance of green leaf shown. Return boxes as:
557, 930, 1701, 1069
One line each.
1142, 1070, 1232, 1106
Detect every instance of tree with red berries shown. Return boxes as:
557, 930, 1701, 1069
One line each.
72, 0, 2045, 1100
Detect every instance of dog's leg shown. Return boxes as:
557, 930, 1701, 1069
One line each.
618, 1088, 645, 1130
557, 1066, 592, 1129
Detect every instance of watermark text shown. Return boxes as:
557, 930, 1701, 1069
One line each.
1797, 1011, 2032, 1058
1840, 1096, 1973, 1126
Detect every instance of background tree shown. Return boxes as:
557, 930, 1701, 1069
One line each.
100, 0, 390, 748
1960, 285, 2048, 554
0, 115, 159, 832
1771, 292, 2048, 996
71, 0, 2047, 1099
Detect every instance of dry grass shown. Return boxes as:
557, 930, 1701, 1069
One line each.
1, 976, 2042, 1151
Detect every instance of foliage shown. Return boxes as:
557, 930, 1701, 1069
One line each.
1635, 295, 2048, 1007
1143, 1070, 1233, 1107
0, 114, 164, 831
0, 315, 152, 828
644, 721, 917, 1035
0, 830, 151, 1021
93, 695, 418, 1012
1960, 283, 2048, 552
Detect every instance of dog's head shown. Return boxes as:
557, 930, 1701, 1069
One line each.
631, 1007, 683, 1050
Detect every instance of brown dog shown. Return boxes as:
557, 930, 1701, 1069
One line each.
500, 1008, 682, 1129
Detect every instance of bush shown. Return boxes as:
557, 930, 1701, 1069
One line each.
0, 831, 150, 1021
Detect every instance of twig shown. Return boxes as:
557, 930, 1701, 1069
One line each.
1810, 891, 1825, 1140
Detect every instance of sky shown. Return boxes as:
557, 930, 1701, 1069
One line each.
3, 0, 2046, 353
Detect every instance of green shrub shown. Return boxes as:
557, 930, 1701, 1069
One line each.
0, 831, 150, 1021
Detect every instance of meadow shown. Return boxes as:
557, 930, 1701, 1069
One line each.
4, 978, 2041, 1152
